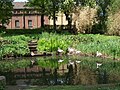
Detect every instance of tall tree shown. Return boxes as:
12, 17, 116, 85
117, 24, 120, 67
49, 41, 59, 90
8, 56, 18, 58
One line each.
47, 0, 61, 31
0, 0, 13, 26
96, 0, 111, 33
109, 0, 120, 14
27, 0, 48, 28
27, 0, 60, 31
78, 0, 111, 34
61, 0, 75, 30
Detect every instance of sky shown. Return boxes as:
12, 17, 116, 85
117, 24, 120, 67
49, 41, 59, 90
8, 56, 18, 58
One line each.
14, 0, 28, 2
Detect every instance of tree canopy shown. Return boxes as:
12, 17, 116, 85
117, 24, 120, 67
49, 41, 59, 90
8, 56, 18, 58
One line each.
26, 0, 120, 34
0, 0, 13, 26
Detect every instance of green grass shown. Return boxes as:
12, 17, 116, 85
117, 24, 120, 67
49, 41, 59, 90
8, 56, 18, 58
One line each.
24, 85, 120, 90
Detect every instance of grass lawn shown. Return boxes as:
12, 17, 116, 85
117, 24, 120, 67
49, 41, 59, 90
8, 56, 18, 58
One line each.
23, 85, 120, 90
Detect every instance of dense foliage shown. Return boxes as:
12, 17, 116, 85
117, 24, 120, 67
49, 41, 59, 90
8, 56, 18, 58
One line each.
0, 0, 13, 25
0, 35, 30, 58
26, 0, 120, 35
72, 6, 98, 33
37, 32, 71, 52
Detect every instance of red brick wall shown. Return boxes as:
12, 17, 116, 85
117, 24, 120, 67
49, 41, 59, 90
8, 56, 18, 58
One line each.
7, 16, 23, 29
6, 15, 50, 29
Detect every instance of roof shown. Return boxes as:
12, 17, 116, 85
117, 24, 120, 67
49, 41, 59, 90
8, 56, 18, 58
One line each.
13, 2, 30, 9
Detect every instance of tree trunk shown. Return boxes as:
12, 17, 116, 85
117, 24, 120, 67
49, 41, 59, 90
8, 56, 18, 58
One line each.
41, 14, 44, 28
23, 9, 25, 29
41, 2, 45, 28
53, 1, 56, 31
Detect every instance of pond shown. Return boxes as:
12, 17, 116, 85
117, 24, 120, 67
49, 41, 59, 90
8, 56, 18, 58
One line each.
0, 56, 120, 86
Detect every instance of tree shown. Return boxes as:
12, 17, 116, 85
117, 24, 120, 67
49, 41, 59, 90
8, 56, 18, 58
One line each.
0, 0, 13, 26
27, 0, 48, 28
78, 0, 111, 34
27, 0, 60, 31
61, 0, 75, 30
95, 0, 111, 34
47, 0, 61, 31
107, 0, 120, 35
109, 0, 120, 14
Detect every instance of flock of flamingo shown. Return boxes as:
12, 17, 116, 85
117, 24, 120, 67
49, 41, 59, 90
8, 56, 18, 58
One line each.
30, 47, 103, 68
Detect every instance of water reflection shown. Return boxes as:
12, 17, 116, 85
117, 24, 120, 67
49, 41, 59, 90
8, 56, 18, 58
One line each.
0, 56, 120, 85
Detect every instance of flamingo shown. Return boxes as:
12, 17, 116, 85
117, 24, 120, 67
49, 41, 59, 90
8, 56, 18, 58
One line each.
58, 59, 64, 63
96, 51, 102, 57
76, 60, 81, 64
31, 52, 35, 56
75, 50, 81, 54
68, 47, 75, 53
57, 47, 64, 53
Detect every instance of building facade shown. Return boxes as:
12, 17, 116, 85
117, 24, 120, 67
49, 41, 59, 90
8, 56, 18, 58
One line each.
6, 2, 49, 29
6, 2, 69, 29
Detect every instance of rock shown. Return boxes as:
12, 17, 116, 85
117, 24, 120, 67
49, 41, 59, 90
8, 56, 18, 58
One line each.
0, 76, 6, 82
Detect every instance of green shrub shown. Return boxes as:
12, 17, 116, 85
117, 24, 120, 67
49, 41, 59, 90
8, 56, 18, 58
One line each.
37, 33, 71, 52
0, 35, 30, 58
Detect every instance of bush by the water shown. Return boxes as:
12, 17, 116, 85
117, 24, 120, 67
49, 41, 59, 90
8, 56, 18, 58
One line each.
0, 35, 30, 58
37, 32, 71, 52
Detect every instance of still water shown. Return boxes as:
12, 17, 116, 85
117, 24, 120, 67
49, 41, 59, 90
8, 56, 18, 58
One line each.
0, 56, 120, 85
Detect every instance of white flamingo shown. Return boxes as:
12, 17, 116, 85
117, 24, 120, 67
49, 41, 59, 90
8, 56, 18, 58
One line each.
75, 50, 81, 54
76, 60, 81, 64
57, 47, 64, 53
31, 52, 35, 56
68, 47, 75, 53
58, 59, 64, 63
96, 51, 102, 57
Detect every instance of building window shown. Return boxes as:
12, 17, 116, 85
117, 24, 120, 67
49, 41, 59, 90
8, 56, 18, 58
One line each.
14, 10, 17, 14
15, 20, 20, 28
17, 10, 20, 14
28, 20, 32, 28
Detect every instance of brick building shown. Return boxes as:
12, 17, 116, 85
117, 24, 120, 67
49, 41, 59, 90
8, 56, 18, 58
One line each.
6, 2, 49, 29
6, 2, 69, 29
